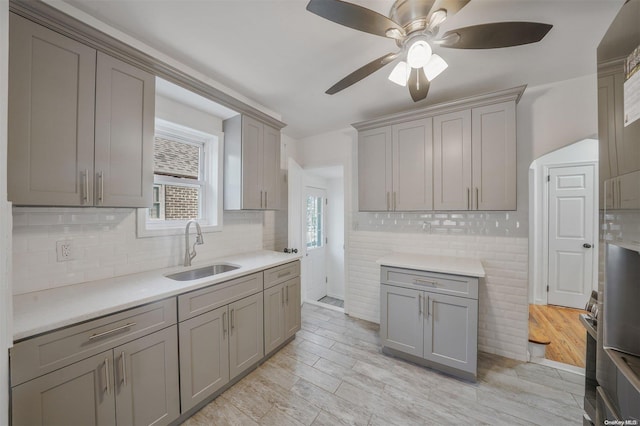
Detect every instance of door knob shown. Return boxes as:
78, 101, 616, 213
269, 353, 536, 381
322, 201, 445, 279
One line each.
583, 243, 592, 249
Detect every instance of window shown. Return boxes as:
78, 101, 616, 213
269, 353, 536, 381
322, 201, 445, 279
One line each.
137, 118, 223, 237
306, 193, 324, 249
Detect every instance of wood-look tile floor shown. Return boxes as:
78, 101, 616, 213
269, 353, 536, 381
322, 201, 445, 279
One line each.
529, 304, 588, 368
183, 304, 585, 426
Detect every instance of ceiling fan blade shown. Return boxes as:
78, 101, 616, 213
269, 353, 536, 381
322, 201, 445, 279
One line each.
428, 0, 470, 20
439, 22, 553, 49
307, 0, 405, 40
408, 68, 430, 102
326, 52, 399, 95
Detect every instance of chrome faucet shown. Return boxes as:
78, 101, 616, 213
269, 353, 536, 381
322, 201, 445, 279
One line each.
184, 220, 204, 267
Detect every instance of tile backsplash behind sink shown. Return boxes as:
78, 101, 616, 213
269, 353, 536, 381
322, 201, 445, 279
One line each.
11, 208, 274, 295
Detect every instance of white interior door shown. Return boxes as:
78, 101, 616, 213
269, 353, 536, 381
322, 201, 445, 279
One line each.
305, 186, 327, 302
547, 165, 595, 308
287, 158, 308, 303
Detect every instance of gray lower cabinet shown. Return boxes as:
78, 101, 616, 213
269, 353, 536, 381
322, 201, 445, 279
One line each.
11, 326, 179, 426
178, 306, 229, 413
264, 277, 301, 355
380, 266, 479, 380
229, 292, 264, 379
284, 278, 302, 338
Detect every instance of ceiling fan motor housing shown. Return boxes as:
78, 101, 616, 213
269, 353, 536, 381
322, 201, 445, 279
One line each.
390, 0, 437, 30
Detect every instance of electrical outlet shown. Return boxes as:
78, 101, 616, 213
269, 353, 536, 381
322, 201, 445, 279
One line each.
56, 241, 74, 262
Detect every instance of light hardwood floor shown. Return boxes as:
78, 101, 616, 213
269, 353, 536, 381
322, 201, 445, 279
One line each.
529, 304, 588, 368
183, 303, 584, 426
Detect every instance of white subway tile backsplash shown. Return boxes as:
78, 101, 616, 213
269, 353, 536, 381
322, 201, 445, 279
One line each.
12, 207, 276, 295
347, 230, 529, 362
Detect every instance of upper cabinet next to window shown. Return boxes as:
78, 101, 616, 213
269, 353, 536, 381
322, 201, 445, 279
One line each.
223, 115, 281, 210
8, 13, 155, 207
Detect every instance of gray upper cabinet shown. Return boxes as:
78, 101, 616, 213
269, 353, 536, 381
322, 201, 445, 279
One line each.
433, 110, 472, 210
358, 126, 392, 211
598, 74, 617, 209
472, 102, 516, 211
8, 13, 155, 207
94, 52, 155, 208
358, 118, 433, 211
224, 114, 281, 210
8, 13, 96, 206
355, 87, 521, 212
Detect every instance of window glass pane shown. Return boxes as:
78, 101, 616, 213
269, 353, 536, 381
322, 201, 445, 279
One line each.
153, 137, 201, 179
306, 195, 323, 249
164, 185, 201, 220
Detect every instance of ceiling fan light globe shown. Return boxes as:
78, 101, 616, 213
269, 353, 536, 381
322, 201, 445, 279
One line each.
388, 61, 409, 86
407, 40, 432, 69
423, 54, 448, 81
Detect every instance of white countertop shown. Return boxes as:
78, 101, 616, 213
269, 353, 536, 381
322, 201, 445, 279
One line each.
376, 252, 485, 278
13, 250, 301, 341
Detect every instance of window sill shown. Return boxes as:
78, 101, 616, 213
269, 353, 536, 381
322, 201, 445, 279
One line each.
136, 209, 222, 238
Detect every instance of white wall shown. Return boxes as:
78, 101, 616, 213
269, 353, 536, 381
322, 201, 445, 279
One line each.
155, 94, 223, 134
529, 138, 599, 305
326, 177, 344, 299
1, 0, 11, 423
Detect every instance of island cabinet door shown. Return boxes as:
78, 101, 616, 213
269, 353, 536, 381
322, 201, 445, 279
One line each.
114, 326, 180, 426
179, 306, 230, 413
423, 293, 478, 374
380, 284, 423, 358
229, 292, 265, 380
11, 350, 116, 426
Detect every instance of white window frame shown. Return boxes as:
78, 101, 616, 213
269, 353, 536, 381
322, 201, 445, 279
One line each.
137, 118, 224, 237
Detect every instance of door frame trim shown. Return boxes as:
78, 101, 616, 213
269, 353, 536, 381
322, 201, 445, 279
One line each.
542, 162, 598, 306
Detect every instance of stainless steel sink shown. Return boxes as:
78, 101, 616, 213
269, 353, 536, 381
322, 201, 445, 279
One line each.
165, 263, 240, 281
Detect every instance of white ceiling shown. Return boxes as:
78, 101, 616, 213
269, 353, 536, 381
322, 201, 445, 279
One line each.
64, 0, 623, 139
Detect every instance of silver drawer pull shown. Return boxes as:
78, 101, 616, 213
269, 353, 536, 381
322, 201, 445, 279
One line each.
120, 351, 127, 387
88, 322, 136, 341
104, 357, 111, 395
413, 278, 437, 287
277, 271, 291, 278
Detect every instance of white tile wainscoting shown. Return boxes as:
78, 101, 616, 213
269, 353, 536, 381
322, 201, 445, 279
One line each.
348, 230, 529, 362
12, 208, 287, 295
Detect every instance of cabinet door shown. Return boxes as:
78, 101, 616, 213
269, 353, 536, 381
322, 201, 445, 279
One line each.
263, 125, 281, 209
8, 13, 96, 206
12, 351, 116, 426
604, 178, 617, 210
392, 118, 433, 211
614, 72, 640, 175
264, 283, 286, 355
95, 52, 155, 208
433, 110, 472, 210
178, 306, 229, 412
358, 126, 392, 211
380, 284, 422, 357
619, 171, 640, 209
284, 277, 302, 338
229, 293, 264, 379
598, 75, 617, 208
472, 102, 516, 210
424, 293, 478, 374
114, 326, 180, 426
241, 115, 264, 209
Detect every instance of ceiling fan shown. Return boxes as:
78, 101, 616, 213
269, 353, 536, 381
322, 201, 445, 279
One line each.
307, 0, 553, 102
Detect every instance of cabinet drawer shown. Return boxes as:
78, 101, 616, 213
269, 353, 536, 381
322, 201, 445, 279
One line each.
381, 266, 478, 299
264, 261, 300, 289
178, 273, 263, 321
11, 298, 176, 386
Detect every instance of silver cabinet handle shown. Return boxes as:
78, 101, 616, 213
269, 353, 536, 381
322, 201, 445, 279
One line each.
230, 309, 234, 332
81, 169, 89, 205
467, 188, 470, 210
618, 179, 622, 208
286, 286, 289, 304
413, 278, 436, 287
104, 357, 111, 395
88, 322, 136, 341
265, 191, 268, 208
277, 271, 291, 278
386, 192, 390, 211
222, 311, 227, 337
426, 295, 430, 317
393, 192, 397, 211
418, 293, 422, 316
260, 190, 263, 208
476, 187, 479, 210
97, 171, 104, 205
120, 351, 127, 387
